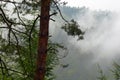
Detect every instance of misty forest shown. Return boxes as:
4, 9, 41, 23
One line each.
0, 0, 120, 80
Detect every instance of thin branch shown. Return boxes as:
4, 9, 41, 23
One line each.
50, 18, 55, 22
52, 0, 69, 24
29, 15, 40, 39
49, 12, 57, 17
0, 57, 26, 75
8, 24, 12, 45
12, 28, 28, 35
0, 58, 5, 76
0, 66, 25, 75
0, 27, 7, 28
13, 3, 27, 30
49, 12, 57, 21
0, 7, 12, 45
0, 7, 11, 26
0, 57, 10, 76
0, 7, 21, 27
28, 15, 40, 67
11, 30, 27, 76
0, 26, 28, 35
0, 0, 21, 4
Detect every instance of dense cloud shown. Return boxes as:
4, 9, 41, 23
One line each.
50, 7, 120, 80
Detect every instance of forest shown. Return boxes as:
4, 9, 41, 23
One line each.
0, 0, 120, 80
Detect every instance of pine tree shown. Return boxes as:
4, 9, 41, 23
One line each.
0, 0, 83, 80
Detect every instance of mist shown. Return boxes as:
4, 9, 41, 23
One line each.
49, 7, 120, 80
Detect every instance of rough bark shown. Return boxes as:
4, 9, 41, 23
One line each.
34, 0, 50, 80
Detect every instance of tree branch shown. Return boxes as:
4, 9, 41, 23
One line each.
0, 0, 21, 4
52, 0, 69, 24
28, 15, 40, 67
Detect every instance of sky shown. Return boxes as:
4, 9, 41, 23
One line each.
61, 0, 120, 11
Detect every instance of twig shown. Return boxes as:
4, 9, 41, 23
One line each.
13, 3, 27, 30
11, 30, 27, 76
0, 66, 25, 75
49, 12, 57, 17
0, 57, 10, 77
28, 15, 40, 67
52, 0, 69, 24
0, 26, 28, 35
0, 57, 26, 75
0, 7, 11, 26
0, 0, 21, 4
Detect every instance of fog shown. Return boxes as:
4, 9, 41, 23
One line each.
49, 7, 120, 80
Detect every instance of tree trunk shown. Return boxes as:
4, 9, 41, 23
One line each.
34, 0, 50, 80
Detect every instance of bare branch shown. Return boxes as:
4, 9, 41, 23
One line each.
0, 26, 28, 35
13, 3, 27, 27
52, 0, 69, 24
0, 0, 21, 4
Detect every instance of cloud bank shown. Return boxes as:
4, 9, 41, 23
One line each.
50, 7, 120, 80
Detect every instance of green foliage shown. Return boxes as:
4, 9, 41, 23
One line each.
112, 62, 120, 80
97, 65, 108, 80
62, 19, 84, 40
97, 63, 120, 80
0, 24, 65, 80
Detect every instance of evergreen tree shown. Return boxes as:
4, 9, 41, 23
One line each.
0, 0, 83, 80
